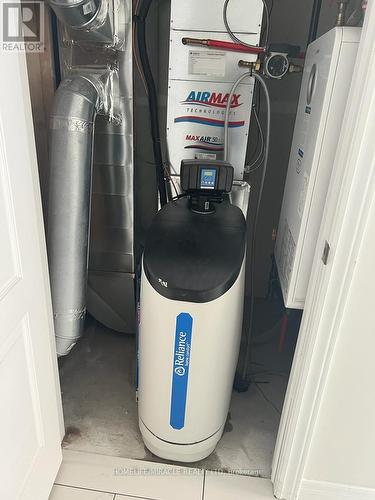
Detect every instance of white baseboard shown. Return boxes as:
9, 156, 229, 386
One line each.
298, 480, 375, 500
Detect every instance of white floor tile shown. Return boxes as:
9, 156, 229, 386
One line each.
115, 497, 153, 500
61, 320, 289, 478
50, 484, 114, 499
56, 450, 204, 500
204, 472, 274, 500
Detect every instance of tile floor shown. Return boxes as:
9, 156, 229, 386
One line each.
59, 313, 295, 477
49, 450, 274, 500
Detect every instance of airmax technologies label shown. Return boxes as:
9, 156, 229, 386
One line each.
170, 313, 193, 430
181, 91, 242, 108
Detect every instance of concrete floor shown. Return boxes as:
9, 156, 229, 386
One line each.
59, 302, 298, 479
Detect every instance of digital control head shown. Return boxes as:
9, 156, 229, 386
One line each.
180, 160, 234, 213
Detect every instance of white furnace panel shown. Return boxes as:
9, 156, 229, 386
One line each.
167, 0, 263, 179
169, 30, 260, 83
167, 80, 254, 179
170, 0, 264, 35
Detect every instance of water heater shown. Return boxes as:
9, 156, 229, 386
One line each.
138, 160, 247, 462
275, 27, 360, 309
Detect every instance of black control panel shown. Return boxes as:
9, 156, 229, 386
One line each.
180, 160, 234, 214
180, 159, 234, 194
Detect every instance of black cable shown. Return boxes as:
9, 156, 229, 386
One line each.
50, 10, 61, 88
261, 0, 274, 42
247, 106, 261, 166
235, 74, 271, 392
307, 0, 323, 45
134, 0, 168, 206
172, 193, 188, 201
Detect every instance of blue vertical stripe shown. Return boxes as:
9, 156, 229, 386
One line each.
170, 313, 193, 430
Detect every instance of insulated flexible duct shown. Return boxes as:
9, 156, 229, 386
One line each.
48, 75, 103, 356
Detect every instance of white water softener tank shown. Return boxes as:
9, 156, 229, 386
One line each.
138, 160, 247, 462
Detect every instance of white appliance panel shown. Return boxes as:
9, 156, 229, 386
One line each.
167, 80, 254, 179
169, 30, 259, 84
275, 27, 361, 309
167, 0, 263, 179
170, 0, 264, 35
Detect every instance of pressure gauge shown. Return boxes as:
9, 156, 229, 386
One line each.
264, 52, 289, 79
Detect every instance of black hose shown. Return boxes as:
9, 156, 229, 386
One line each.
135, 0, 168, 206
307, 0, 323, 45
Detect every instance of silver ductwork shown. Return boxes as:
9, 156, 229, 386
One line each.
47, 75, 104, 356
47, 0, 136, 343
48, 0, 106, 30
47, 0, 114, 44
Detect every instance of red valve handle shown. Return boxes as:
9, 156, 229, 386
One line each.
182, 37, 266, 55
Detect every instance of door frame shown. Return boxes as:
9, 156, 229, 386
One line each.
31, 1, 375, 494
272, 3, 375, 499
0, 27, 64, 498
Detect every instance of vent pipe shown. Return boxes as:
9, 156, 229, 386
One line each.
337, 0, 350, 26
47, 75, 104, 356
47, 0, 107, 31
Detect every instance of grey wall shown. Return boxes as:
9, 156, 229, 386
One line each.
26, 7, 56, 226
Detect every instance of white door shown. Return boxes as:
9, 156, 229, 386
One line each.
0, 40, 63, 500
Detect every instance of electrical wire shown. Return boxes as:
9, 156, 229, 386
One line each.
247, 121, 261, 165
223, 0, 270, 49
244, 73, 271, 385
248, 158, 265, 174
164, 166, 179, 199
224, 71, 271, 388
168, 161, 179, 176
172, 193, 188, 201
248, 156, 265, 174
261, 0, 274, 42
268, 0, 275, 18
245, 106, 264, 173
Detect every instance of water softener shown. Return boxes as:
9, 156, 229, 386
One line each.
138, 160, 247, 462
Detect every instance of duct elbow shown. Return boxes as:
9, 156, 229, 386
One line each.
51, 75, 104, 123
47, 0, 108, 31
48, 75, 104, 357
